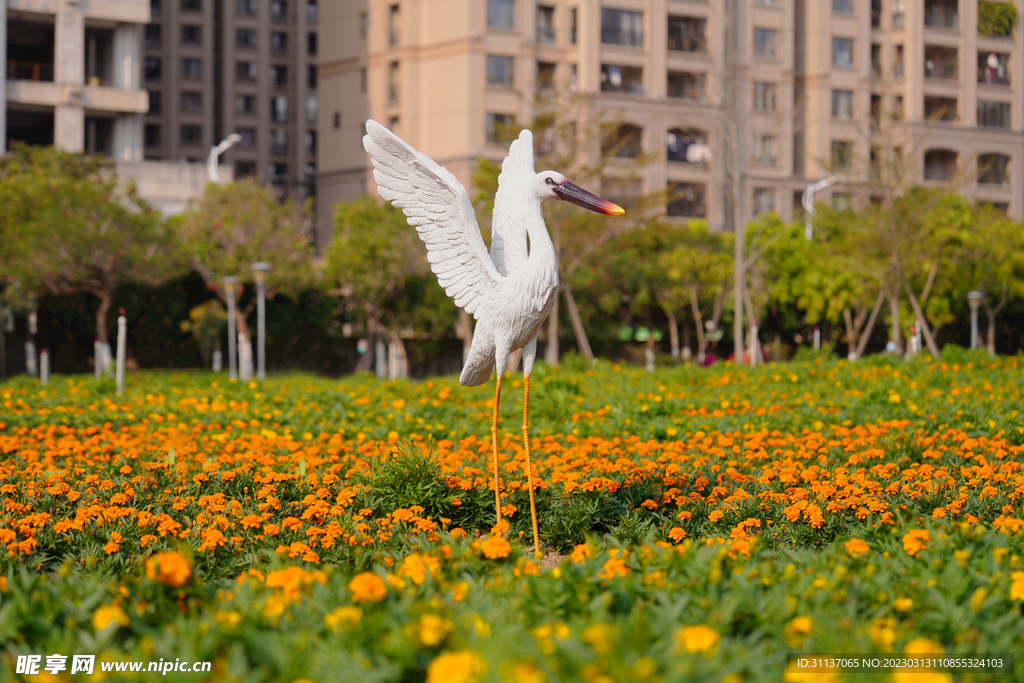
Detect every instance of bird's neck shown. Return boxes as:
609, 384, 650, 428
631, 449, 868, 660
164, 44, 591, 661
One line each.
524, 200, 557, 273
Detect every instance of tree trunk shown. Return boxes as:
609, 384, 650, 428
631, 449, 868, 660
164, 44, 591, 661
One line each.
544, 285, 560, 366
664, 308, 679, 359
682, 323, 691, 361
887, 286, 902, 352
687, 288, 706, 360
843, 308, 857, 357
901, 280, 940, 357
985, 312, 996, 357
563, 284, 593, 360
853, 290, 886, 360
96, 289, 113, 347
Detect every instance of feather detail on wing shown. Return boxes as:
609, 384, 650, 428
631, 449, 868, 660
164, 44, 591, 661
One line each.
363, 120, 502, 315
490, 129, 535, 277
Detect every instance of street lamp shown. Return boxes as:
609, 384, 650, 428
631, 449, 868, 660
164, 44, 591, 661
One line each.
207, 134, 243, 182
802, 176, 839, 240
967, 290, 984, 351
222, 277, 240, 379
251, 262, 271, 380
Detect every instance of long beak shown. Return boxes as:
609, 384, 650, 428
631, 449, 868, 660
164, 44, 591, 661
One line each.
554, 182, 625, 216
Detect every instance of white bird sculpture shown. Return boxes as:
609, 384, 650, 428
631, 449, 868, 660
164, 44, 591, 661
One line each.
363, 120, 623, 553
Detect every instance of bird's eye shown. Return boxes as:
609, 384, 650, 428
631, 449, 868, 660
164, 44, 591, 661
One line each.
545, 177, 556, 186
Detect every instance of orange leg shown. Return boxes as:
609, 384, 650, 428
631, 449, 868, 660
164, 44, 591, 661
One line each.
491, 374, 503, 523
523, 375, 540, 555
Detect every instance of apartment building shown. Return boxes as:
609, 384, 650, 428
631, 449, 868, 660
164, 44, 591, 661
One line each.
3, 0, 149, 158
317, 0, 1024, 246
140, 0, 318, 199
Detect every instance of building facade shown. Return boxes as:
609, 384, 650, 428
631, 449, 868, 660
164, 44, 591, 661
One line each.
140, 0, 318, 201
4, 0, 149, 158
318, 0, 1023, 246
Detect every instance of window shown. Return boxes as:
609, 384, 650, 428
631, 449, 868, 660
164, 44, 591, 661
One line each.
832, 89, 854, 119
924, 149, 958, 180
360, 11, 368, 35
235, 160, 256, 177
181, 91, 202, 111
181, 0, 200, 11
271, 129, 288, 155
753, 82, 776, 111
570, 8, 577, 43
600, 64, 643, 94
236, 61, 257, 81
871, 44, 881, 76
237, 128, 256, 147
536, 62, 556, 92
924, 96, 957, 121
308, 64, 317, 88
272, 96, 289, 122
145, 25, 161, 49
308, 0, 317, 22
388, 61, 400, 100
602, 123, 643, 159
871, 94, 881, 127
388, 4, 400, 45
487, 0, 515, 29
270, 65, 287, 88
487, 55, 515, 86
833, 0, 853, 12
181, 25, 201, 45
893, 95, 904, 119
667, 71, 705, 101
307, 95, 317, 123
751, 135, 777, 164
831, 140, 853, 169
753, 188, 776, 216
333, 112, 340, 128
832, 37, 854, 67
151, 0, 162, 17
486, 113, 518, 144
270, 163, 288, 184
668, 16, 706, 52
925, 45, 958, 79
667, 183, 706, 218
978, 100, 1011, 128
601, 9, 643, 47
979, 52, 1010, 85
537, 6, 555, 43
753, 28, 777, 58
237, 29, 257, 48
924, 0, 958, 28
894, 45, 904, 78
666, 128, 708, 163
181, 124, 202, 145
144, 124, 161, 147
236, 95, 257, 115
147, 90, 162, 114
271, 0, 287, 21
978, 153, 1010, 185
181, 58, 201, 79
272, 32, 288, 53
308, 33, 317, 55
306, 130, 317, 154
237, 0, 255, 13
145, 56, 162, 81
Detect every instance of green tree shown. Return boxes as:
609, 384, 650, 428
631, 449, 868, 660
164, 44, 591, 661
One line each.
174, 178, 315, 342
0, 145, 182, 349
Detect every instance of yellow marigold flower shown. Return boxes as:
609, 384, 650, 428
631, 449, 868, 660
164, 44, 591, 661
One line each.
844, 538, 870, 557
348, 572, 388, 603
783, 661, 841, 683
145, 551, 192, 588
674, 624, 720, 654
480, 535, 512, 559
418, 614, 452, 646
902, 529, 930, 556
570, 543, 592, 563
263, 594, 287, 621
1010, 571, 1024, 601
903, 637, 944, 655
325, 606, 362, 633
784, 616, 812, 647
506, 661, 546, 683
970, 587, 988, 613
893, 597, 913, 612
425, 650, 487, 683
889, 393, 900, 403
580, 623, 614, 655
92, 603, 130, 631
954, 549, 969, 569
869, 617, 896, 649
892, 672, 951, 683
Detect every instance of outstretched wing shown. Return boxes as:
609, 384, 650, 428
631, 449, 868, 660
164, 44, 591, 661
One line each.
363, 120, 502, 315
490, 129, 535, 277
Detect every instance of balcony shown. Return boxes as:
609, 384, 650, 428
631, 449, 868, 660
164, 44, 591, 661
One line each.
666, 128, 709, 164
667, 71, 705, 102
667, 16, 706, 53
978, 52, 1010, 85
924, 45, 958, 80
600, 65, 643, 95
8, 19, 55, 82
8, 61, 54, 82
924, 149, 958, 181
667, 183, 706, 218
924, 96, 957, 122
924, 0, 959, 29
978, 153, 1010, 185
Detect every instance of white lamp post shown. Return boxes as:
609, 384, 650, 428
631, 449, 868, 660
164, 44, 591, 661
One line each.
222, 277, 240, 379
802, 176, 839, 240
967, 290, 984, 351
207, 134, 243, 182
251, 262, 271, 380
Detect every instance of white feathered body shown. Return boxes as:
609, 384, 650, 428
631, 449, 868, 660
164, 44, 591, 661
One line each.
362, 120, 559, 386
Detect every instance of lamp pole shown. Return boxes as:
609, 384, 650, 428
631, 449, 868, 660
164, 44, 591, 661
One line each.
802, 176, 839, 241
251, 262, 271, 380
967, 290, 984, 351
222, 277, 240, 379
207, 134, 242, 182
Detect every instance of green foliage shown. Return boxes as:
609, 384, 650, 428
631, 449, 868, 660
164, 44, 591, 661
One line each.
179, 299, 227, 367
978, 0, 1018, 36
355, 443, 454, 521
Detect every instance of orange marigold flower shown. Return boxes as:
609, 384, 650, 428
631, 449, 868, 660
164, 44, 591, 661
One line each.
902, 529, 930, 556
348, 572, 388, 603
674, 624, 720, 654
145, 551, 193, 587
199, 528, 227, 552
480, 536, 512, 560
708, 510, 724, 523
570, 543, 592, 563
932, 507, 947, 519
668, 527, 687, 542
641, 499, 658, 510
400, 553, 441, 584
844, 538, 870, 557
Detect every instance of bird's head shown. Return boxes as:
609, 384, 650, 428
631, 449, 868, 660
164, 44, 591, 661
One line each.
534, 171, 625, 216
